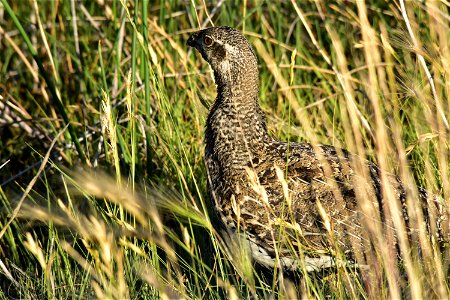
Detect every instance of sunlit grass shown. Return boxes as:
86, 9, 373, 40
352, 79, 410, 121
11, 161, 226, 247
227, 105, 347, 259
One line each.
0, 0, 449, 299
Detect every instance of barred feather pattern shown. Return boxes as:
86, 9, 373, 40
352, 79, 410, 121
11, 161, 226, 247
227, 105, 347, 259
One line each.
187, 26, 448, 272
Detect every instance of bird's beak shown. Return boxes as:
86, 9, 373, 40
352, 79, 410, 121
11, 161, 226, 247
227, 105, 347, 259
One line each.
187, 31, 200, 48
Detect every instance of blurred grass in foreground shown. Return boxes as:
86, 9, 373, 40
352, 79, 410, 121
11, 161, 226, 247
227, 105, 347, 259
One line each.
0, 0, 449, 298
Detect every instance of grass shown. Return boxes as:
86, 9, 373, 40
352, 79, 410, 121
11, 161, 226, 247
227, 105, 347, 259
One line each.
0, 0, 449, 298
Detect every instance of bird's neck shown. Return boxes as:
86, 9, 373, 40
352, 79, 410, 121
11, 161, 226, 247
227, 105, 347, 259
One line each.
214, 71, 259, 100
205, 70, 269, 170
212, 55, 260, 100
211, 62, 266, 136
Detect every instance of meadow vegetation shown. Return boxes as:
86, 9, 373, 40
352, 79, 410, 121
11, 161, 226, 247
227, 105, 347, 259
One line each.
0, 0, 449, 298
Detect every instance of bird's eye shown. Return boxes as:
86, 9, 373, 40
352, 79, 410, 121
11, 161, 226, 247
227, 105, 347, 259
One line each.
203, 36, 213, 46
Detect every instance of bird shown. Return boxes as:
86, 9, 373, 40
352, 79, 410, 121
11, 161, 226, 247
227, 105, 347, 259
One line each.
187, 26, 448, 272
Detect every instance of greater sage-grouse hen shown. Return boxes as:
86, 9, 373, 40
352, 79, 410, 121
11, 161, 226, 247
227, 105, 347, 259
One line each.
187, 26, 448, 272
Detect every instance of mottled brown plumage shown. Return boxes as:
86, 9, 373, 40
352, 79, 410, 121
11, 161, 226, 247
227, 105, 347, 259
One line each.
187, 26, 448, 272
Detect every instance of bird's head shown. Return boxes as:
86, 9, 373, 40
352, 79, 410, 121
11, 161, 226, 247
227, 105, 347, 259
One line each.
187, 26, 258, 89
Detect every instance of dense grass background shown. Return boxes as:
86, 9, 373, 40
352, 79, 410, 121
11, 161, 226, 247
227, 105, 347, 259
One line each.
1, 0, 449, 298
